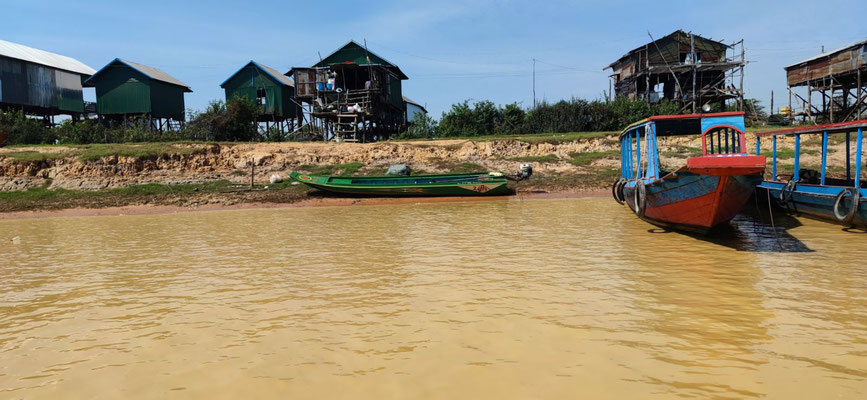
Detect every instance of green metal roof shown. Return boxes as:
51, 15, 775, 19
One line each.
313, 41, 408, 80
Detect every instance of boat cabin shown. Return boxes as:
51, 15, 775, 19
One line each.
755, 120, 865, 227
757, 120, 865, 188
619, 112, 747, 182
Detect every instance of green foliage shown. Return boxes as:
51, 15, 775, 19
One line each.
400, 112, 438, 139
0, 109, 53, 145
186, 97, 261, 141
435, 96, 680, 138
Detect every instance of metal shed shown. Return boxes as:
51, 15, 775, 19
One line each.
0, 39, 95, 120
85, 58, 191, 126
403, 96, 427, 124
221, 61, 299, 132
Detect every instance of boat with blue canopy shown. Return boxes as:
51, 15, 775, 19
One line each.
755, 119, 866, 228
613, 112, 766, 233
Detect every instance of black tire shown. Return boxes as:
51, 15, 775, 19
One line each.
833, 188, 861, 226
633, 180, 647, 217
779, 180, 797, 203
612, 178, 625, 205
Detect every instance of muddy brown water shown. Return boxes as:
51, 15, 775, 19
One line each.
1, 198, 865, 399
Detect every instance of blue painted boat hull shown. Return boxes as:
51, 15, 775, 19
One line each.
758, 182, 867, 228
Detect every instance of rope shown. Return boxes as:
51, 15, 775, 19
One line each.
765, 186, 783, 251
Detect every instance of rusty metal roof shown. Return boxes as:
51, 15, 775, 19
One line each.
784, 38, 867, 69
0, 39, 96, 76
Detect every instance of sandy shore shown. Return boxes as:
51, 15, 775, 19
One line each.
0, 190, 609, 220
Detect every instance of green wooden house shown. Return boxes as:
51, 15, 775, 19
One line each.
311, 41, 407, 110
220, 61, 298, 121
85, 58, 191, 122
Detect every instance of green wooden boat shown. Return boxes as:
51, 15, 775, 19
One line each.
289, 171, 512, 196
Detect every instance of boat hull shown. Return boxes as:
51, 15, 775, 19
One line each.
289, 171, 511, 197
758, 182, 867, 228
623, 172, 763, 233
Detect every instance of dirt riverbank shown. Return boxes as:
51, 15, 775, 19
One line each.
0, 131, 858, 214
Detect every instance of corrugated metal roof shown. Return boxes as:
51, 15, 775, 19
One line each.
785, 38, 867, 69
87, 59, 192, 92
0, 39, 96, 76
220, 61, 295, 88
402, 96, 427, 113
118, 59, 192, 91
256, 62, 294, 87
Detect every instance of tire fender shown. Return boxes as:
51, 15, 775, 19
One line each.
833, 187, 861, 225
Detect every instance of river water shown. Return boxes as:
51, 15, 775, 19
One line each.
1, 198, 865, 399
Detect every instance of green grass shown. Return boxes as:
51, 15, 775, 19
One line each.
1, 142, 212, 163
75, 143, 207, 162
761, 148, 819, 159
504, 154, 560, 163
567, 150, 619, 166
0, 180, 238, 202
449, 162, 485, 173
297, 162, 364, 176
660, 145, 702, 158
1, 150, 72, 163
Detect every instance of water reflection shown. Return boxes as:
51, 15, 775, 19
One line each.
0, 198, 865, 398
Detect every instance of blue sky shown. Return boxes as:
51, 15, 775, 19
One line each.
2, 0, 864, 117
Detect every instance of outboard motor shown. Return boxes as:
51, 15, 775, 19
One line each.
513, 164, 533, 181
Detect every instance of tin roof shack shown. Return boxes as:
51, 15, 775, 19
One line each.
221, 61, 300, 134
784, 39, 867, 123
85, 59, 191, 130
403, 96, 427, 124
606, 30, 745, 113
0, 39, 96, 122
289, 41, 408, 142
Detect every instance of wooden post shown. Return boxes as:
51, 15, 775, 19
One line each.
858, 68, 862, 120
690, 33, 696, 113
645, 45, 650, 102
770, 90, 774, 115
807, 83, 812, 120
739, 42, 745, 111
788, 86, 793, 123
250, 158, 255, 189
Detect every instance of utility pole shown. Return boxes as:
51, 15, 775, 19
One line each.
532, 58, 536, 109
770, 90, 774, 115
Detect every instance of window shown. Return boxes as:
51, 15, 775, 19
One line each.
256, 88, 266, 105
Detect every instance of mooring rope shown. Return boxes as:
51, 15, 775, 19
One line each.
764, 186, 783, 251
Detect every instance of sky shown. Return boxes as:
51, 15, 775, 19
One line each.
2, 0, 865, 117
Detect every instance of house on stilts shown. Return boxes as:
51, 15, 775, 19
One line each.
784, 39, 867, 123
221, 60, 300, 135
85, 58, 191, 131
0, 39, 96, 124
606, 30, 746, 114
288, 41, 408, 142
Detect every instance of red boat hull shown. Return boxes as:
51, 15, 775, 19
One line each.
623, 156, 766, 233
